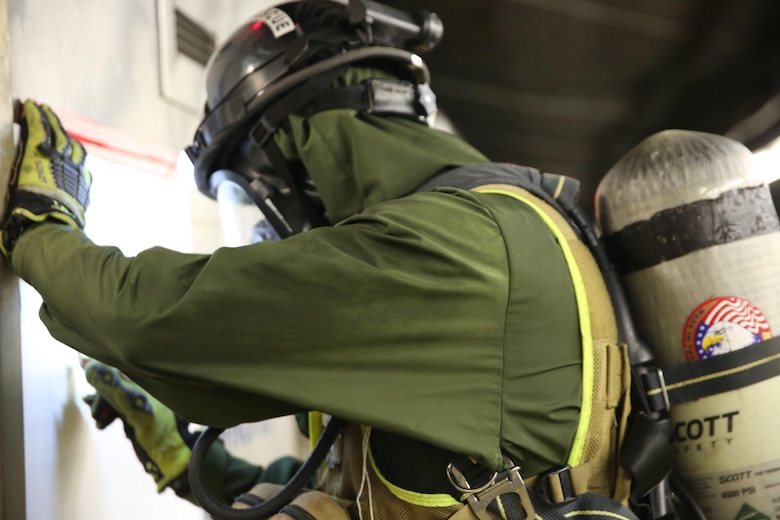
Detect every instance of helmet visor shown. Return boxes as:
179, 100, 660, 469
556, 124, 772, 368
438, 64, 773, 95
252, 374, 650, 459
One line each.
215, 174, 280, 246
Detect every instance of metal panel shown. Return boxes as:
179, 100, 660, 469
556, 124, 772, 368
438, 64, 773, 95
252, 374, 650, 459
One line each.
156, 0, 212, 112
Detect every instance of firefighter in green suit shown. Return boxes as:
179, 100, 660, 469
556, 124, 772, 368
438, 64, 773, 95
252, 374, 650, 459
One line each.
0, 2, 632, 519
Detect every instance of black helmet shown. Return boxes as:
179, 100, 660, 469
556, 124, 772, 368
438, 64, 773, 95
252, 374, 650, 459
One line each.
184, 0, 443, 238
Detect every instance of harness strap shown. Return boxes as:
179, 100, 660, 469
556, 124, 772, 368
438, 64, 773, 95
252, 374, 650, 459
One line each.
419, 164, 651, 519
447, 488, 641, 520
445, 462, 640, 520
641, 335, 780, 412
417, 164, 581, 229
447, 456, 604, 508
526, 464, 592, 503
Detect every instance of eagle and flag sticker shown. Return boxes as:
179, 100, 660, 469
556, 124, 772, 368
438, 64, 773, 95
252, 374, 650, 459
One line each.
682, 296, 772, 361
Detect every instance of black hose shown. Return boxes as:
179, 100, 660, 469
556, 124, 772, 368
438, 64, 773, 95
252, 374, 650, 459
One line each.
189, 417, 345, 520
562, 202, 657, 367
562, 201, 676, 520
669, 472, 707, 520
563, 201, 719, 520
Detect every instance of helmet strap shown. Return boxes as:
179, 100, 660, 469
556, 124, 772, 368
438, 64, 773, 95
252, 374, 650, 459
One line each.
260, 138, 329, 237
238, 55, 437, 238
297, 78, 437, 125
250, 66, 348, 149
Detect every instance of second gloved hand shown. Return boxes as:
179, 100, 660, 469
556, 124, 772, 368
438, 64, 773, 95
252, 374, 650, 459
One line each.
83, 359, 198, 493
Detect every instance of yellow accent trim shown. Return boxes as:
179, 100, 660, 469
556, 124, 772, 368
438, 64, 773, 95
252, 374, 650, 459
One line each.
563, 510, 634, 520
367, 444, 462, 507
10, 205, 79, 229
552, 176, 565, 200
496, 497, 508, 519
308, 411, 324, 451
474, 188, 594, 467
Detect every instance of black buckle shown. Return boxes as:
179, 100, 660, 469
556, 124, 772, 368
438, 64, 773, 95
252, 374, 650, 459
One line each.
536, 465, 577, 505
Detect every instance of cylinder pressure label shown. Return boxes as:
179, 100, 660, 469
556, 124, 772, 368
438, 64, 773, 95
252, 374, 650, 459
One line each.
681, 459, 780, 520
682, 296, 772, 361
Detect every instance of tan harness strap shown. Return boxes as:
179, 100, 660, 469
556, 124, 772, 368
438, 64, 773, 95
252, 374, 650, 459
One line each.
473, 184, 632, 506
524, 461, 595, 503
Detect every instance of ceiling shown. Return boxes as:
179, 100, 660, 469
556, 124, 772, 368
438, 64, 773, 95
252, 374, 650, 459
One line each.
388, 0, 780, 215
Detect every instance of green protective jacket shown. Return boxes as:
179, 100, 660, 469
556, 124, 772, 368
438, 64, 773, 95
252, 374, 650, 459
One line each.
11, 106, 582, 485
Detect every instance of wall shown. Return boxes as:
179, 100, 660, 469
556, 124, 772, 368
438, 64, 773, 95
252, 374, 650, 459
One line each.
5, 1, 305, 519
16, 157, 207, 520
0, 0, 25, 518
9, 0, 262, 149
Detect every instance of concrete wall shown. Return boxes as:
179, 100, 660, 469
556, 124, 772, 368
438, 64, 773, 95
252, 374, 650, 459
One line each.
4, 1, 306, 519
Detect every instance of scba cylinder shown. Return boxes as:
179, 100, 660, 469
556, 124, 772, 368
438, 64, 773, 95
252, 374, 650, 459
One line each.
596, 129, 780, 520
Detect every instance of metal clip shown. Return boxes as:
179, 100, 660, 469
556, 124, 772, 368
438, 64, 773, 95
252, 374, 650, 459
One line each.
654, 367, 671, 411
446, 462, 498, 495
448, 459, 535, 520
642, 366, 671, 412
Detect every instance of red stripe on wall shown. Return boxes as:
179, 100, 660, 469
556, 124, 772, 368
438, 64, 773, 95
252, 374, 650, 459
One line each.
54, 106, 180, 178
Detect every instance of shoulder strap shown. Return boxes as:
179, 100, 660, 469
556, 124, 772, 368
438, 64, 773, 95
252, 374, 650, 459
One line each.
417, 163, 581, 223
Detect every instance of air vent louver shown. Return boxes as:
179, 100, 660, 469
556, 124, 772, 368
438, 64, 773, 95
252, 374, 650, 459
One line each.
156, 0, 216, 111
175, 9, 215, 67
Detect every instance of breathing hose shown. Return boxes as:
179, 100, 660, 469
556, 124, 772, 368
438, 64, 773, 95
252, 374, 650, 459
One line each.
188, 416, 345, 520
562, 201, 706, 520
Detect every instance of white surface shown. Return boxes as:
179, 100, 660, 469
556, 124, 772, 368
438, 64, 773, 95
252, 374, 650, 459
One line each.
8, 0, 273, 149
17, 134, 306, 520
3, 2, 317, 518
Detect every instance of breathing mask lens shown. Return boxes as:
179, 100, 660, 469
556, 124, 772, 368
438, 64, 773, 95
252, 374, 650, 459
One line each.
215, 177, 280, 246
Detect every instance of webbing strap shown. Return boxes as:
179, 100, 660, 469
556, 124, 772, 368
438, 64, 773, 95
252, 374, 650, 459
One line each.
416, 164, 581, 227
448, 455, 595, 506
526, 464, 591, 503
468, 493, 641, 520
642, 335, 780, 412
296, 79, 436, 122
446, 465, 640, 520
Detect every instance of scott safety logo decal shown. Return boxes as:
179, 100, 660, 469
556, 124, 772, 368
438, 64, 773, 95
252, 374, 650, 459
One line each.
682, 296, 772, 361
258, 8, 296, 39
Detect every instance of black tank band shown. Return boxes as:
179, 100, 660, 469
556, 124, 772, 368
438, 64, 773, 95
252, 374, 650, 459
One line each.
604, 185, 780, 274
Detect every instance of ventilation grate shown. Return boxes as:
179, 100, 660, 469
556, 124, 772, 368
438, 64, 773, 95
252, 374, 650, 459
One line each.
175, 8, 215, 67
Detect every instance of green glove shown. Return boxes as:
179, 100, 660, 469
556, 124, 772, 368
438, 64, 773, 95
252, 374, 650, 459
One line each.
82, 359, 198, 493
0, 99, 92, 257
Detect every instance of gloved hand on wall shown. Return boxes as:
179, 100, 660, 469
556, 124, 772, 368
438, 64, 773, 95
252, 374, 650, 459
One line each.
82, 359, 198, 493
0, 99, 92, 258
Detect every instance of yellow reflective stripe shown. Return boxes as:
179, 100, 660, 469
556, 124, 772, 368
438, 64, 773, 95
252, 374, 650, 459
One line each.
552, 175, 566, 200
473, 188, 593, 467
308, 411, 324, 451
367, 444, 462, 507
563, 511, 635, 520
